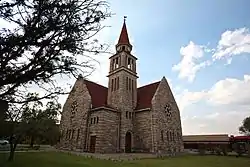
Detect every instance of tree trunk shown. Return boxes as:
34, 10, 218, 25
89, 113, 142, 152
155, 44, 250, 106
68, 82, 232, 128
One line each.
8, 146, 15, 162
8, 136, 18, 162
30, 136, 34, 148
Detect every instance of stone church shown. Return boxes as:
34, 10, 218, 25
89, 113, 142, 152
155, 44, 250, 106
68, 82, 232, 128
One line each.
58, 19, 184, 154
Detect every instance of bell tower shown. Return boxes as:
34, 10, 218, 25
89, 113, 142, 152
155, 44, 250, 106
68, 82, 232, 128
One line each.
107, 17, 138, 110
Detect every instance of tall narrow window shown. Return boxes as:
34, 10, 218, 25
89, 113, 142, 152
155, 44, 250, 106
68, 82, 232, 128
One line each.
129, 112, 132, 119
91, 118, 93, 124
119, 56, 121, 66
129, 78, 131, 90
72, 129, 75, 140
117, 77, 119, 90
77, 129, 80, 141
126, 77, 128, 90
113, 59, 116, 70
66, 130, 68, 139
115, 57, 119, 68
167, 131, 169, 141
126, 111, 128, 118
96, 117, 99, 123
114, 78, 117, 91
111, 79, 114, 91
161, 130, 164, 141
61, 130, 64, 139
68, 130, 71, 139
131, 60, 133, 70
132, 80, 134, 92
127, 58, 132, 69
94, 117, 96, 124
169, 131, 172, 141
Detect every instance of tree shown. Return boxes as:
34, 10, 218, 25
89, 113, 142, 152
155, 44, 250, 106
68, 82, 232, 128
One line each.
22, 100, 61, 148
0, 0, 111, 104
5, 93, 61, 161
239, 116, 250, 136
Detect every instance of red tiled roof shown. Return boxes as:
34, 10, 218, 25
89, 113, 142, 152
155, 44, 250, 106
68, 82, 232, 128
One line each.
84, 80, 108, 108
117, 21, 130, 45
84, 79, 160, 110
136, 81, 160, 110
230, 136, 250, 140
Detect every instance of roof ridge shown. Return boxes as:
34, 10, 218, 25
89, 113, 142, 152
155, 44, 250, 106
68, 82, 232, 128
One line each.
84, 79, 108, 89
137, 81, 160, 89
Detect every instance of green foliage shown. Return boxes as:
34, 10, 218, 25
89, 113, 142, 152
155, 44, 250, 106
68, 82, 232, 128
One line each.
21, 100, 61, 147
0, 0, 111, 104
239, 116, 250, 135
4, 94, 61, 161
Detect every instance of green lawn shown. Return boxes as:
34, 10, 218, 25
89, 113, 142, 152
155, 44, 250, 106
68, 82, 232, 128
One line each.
1, 152, 250, 167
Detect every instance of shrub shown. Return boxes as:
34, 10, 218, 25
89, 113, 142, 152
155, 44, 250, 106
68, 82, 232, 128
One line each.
33, 146, 40, 150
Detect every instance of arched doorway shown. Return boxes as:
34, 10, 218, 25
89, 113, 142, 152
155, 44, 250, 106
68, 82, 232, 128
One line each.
125, 131, 132, 153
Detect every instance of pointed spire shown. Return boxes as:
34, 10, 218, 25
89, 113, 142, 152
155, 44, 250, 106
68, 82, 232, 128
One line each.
117, 16, 130, 45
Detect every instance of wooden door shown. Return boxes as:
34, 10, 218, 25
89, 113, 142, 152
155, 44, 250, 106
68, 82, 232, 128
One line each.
89, 136, 96, 153
125, 132, 132, 153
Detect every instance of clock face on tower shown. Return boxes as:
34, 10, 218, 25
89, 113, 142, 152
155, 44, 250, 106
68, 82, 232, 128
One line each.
117, 46, 122, 52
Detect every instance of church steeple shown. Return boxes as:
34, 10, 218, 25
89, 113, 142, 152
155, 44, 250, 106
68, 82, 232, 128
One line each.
117, 17, 130, 46
107, 17, 138, 109
116, 16, 132, 53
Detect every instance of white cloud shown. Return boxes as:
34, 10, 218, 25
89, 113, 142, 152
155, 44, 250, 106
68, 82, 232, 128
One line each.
182, 110, 249, 135
213, 28, 250, 60
178, 75, 250, 135
207, 75, 250, 106
172, 41, 211, 82
174, 27, 250, 82
178, 75, 250, 109
176, 89, 206, 112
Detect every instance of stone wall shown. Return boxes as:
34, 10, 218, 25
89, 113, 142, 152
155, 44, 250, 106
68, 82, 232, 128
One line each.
134, 110, 152, 152
151, 77, 184, 153
59, 78, 91, 151
88, 109, 119, 153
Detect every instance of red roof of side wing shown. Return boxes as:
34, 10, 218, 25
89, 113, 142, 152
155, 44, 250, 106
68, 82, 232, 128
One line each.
84, 80, 108, 108
136, 81, 160, 110
84, 79, 160, 110
231, 136, 250, 140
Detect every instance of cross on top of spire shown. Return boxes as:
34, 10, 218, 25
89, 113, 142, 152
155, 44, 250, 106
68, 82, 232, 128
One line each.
124, 16, 127, 22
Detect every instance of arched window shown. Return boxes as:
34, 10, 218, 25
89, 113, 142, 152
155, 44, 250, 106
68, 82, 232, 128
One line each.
161, 130, 164, 141
68, 130, 71, 140
169, 131, 172, 141
167, 131, 169, 141
173, 131, 175, 141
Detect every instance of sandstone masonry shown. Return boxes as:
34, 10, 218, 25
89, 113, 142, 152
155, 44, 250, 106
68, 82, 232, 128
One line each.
58, 19, 184, 154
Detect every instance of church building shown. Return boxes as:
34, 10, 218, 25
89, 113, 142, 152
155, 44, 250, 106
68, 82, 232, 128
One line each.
58, 19, 184, 154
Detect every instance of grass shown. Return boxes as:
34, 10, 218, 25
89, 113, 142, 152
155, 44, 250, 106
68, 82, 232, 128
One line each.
0, 152, 250, 167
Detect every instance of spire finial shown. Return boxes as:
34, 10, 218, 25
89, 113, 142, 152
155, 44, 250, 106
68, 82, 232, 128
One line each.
124, 16, 127, 23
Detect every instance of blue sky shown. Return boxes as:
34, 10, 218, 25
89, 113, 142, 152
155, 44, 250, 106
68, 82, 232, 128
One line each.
1, 0, 249, 135
85, 0, 250, 135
